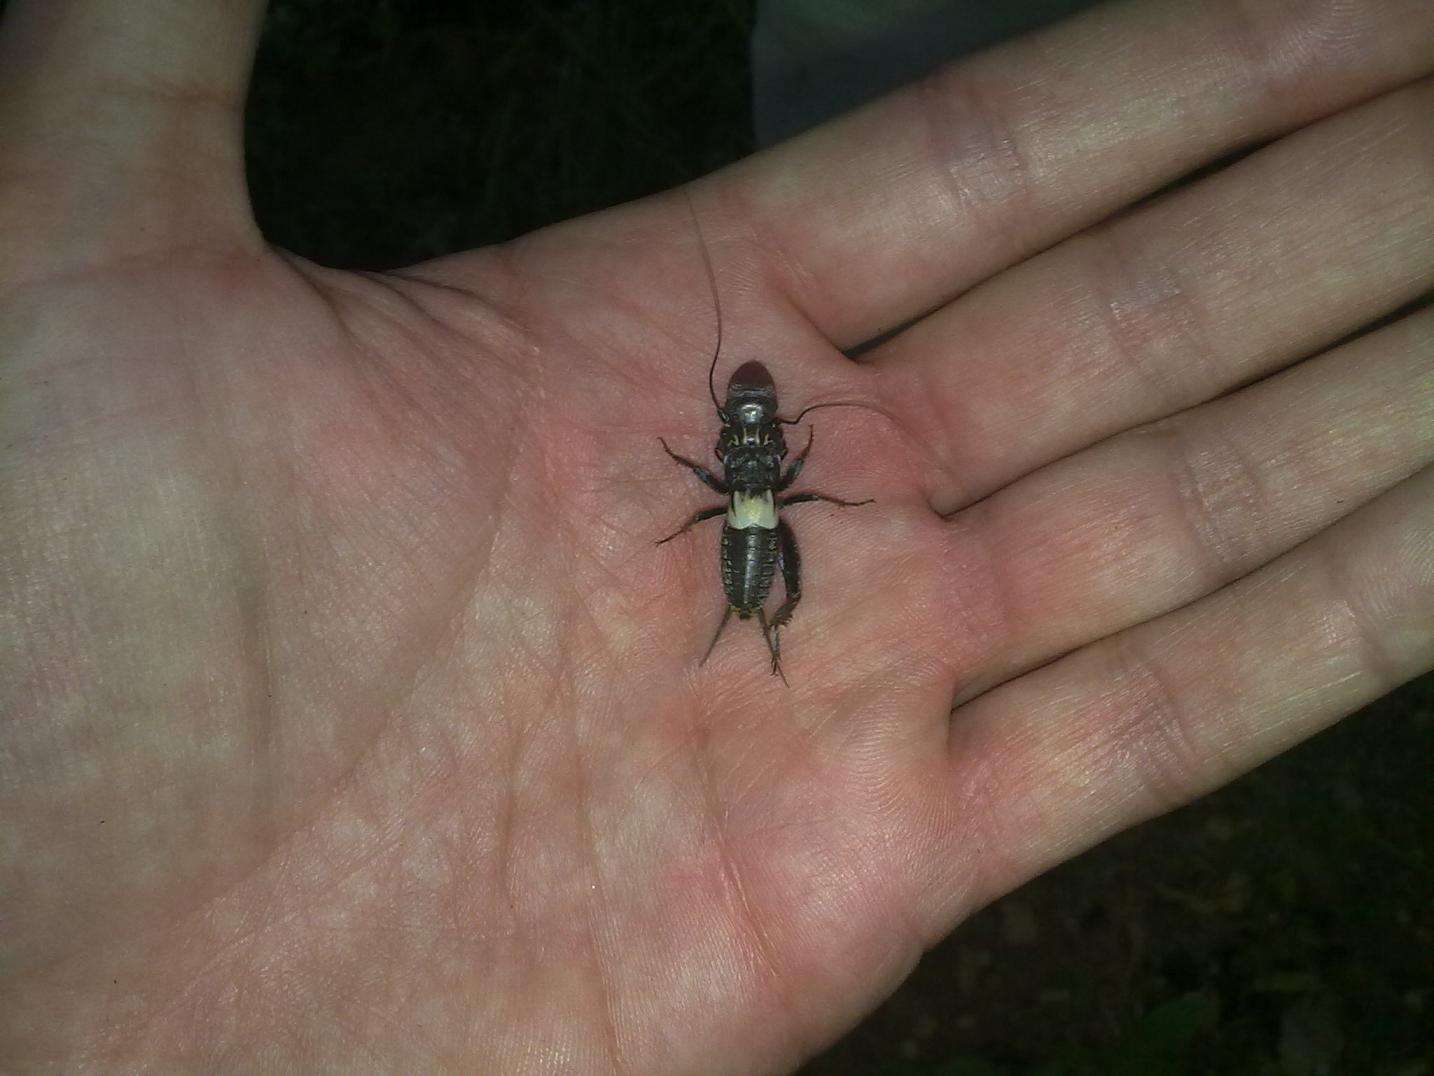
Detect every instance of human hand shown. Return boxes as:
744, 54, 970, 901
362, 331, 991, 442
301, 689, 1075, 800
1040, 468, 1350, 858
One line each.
2, 0, 1431, 1071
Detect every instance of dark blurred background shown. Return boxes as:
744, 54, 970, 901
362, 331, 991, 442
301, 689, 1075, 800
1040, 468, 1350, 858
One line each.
241, 2, 1434, 1073
247, 0, 755, 266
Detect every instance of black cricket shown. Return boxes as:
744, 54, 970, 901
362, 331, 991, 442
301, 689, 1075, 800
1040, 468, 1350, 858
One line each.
656, 210, 872, 680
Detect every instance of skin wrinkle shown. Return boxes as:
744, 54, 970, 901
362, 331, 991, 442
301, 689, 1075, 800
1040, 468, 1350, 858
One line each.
939, 505, 1008, 671
1309, 524, 1407, 692
875, 385, 941, 512
493, 673, 521, 939
492, 634, 561, 958
163, 780, 456, 1062
942, 499, 1034, 712
1082, 224, 1219, 413
918, 62, 1043, 263
724, 182, 825, 347
716, 726, 792, 819
7, 167, 254, 276
340, 310, 486, 473
200, 292, 286, 868
693, 718, 794, 1048
516, 262, 704, 410
0, 239, 262, 303
99, 880, 293, 1057
159, 264, 517, 963
4, 258, 284, 979
1228, 0, 1377, 109
539, 452, 641, 676
888, 338, 981, 511
380, 267, 544, 404
6, 74, 242, 164
560, 667, 627, 1076
1162, 409, 1273, 578
84, 67, 251, 120
344, 995, 454, 1074
1107, 621, 1242, 815
299, 267, 525, 677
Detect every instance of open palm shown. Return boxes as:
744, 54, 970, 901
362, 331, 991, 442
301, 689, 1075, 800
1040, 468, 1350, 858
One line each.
3, 1, 1432, 1071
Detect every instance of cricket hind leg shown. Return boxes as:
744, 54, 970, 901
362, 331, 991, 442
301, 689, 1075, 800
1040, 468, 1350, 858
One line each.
770, 520, 801, 631
757, 608, 788, 684
699, 605, 735, 666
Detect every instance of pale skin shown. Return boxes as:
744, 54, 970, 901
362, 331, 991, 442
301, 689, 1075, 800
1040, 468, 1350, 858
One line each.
1, 0, 1432, 1070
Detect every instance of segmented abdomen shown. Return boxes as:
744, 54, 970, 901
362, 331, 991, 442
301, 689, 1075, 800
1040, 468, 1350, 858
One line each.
720, 524, 779, 615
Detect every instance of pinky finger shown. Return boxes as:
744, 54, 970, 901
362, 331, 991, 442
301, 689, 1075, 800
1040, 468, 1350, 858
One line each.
947, 463, 1434, 907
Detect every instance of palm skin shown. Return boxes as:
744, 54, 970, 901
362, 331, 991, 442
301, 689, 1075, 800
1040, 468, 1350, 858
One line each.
3, 1, 1433, 1072
4, 200, 963, 1072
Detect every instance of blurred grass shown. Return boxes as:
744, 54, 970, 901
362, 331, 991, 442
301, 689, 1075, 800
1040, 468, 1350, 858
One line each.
239, 2, 1434, 1073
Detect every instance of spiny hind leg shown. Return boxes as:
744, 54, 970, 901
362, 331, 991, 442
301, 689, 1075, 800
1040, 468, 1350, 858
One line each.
770, 520, 801, 631
699, 605, 735, 666
757, 608, 787, 684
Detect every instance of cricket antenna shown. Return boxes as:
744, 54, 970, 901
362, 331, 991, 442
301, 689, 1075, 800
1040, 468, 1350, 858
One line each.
682, 188, 726, 420
777, 400, 889, 425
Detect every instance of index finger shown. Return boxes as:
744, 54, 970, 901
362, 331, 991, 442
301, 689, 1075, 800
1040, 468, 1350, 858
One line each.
717, 0, 1434, 347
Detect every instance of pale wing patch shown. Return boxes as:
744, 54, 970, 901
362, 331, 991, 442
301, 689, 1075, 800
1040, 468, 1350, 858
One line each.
727, 490, 777, 530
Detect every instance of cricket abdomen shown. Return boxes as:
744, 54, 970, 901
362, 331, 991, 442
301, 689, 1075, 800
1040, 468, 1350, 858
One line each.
720, 523, 780, 615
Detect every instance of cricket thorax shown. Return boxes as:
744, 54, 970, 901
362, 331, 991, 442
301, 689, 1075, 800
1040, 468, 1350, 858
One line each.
727, 489, 778, 530
718, 415, 786, 493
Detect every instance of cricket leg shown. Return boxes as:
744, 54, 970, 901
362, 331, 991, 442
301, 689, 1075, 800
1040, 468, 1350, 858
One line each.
659, 437, 727, 494
699, 605, 735, 666
775, 426, 815, 492
757, 608, 787, 684
780, 490, 873, 509
655, 505, 726, 545
770, 519, 801, 631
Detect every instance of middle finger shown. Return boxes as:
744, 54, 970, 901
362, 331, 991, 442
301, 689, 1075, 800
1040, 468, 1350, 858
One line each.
876, 78, 1434, 512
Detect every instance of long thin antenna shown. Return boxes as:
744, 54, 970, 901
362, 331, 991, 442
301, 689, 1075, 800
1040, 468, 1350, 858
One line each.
682, 189, 726, 420
777, 400, 887, 425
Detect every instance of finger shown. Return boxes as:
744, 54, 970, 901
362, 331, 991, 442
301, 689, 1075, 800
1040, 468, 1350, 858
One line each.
0, 0, 265, 271
718, 0, 1434, 346
881, 78, 1434, 509
946, 303, 1434, 704
942, 463, 1434, 914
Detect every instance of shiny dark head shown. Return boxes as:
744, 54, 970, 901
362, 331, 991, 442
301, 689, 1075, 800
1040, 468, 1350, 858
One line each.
725, 361, 778, 424
727, 361, 774, 397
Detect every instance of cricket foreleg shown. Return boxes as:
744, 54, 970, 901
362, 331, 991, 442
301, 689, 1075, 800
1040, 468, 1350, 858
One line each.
659, 437, 728, 494
776, 426, 815, 492
655, 505, 726, 545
